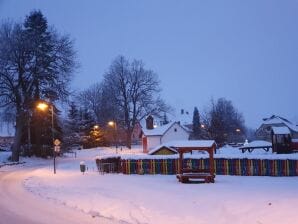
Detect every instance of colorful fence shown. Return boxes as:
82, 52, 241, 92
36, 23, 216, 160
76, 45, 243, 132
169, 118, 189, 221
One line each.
121, 158, 298, 176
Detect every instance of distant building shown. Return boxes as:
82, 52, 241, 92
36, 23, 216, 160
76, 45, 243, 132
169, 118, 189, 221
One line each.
256, 115, 298, 141
0, 122, 15, 147
141, 116, 190, 153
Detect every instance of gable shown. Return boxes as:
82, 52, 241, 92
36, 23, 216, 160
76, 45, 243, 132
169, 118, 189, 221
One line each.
148, 146, 178, 155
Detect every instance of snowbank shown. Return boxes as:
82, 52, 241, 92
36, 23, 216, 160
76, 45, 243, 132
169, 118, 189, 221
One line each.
22, 148, 298, 224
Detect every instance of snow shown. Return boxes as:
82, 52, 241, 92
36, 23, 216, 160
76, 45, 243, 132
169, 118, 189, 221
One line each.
272, 126, 291, 135
147, 140, 215, 155
19, 147, 298, 224
0, 151, 10, 164
1, 146, 298, 224
263, 116, 298, 132
166, 140, 215, 148
239, 140, 272, 148
148, 145, 177, 155
142, 121, 175, 136
95, 144, 298, 160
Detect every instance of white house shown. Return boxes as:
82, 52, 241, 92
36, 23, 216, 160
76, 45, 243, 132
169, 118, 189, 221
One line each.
142, 120, 190, 153
256, 115, 298, 141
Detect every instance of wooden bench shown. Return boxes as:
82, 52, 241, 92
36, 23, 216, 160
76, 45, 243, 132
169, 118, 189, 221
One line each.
176, 173, 215, 183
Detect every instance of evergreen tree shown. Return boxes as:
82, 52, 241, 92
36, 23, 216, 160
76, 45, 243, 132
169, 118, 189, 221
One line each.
192, 107, 201, 139
162, 113, 169, 125
0, 10, 77, 161
66, 102, 79, 132
63, 102, 80, 147
78, 107, 96, 148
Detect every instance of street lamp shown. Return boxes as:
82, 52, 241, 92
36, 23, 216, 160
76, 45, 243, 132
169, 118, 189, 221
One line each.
94, 125, 99, 129
36, 101, 56, 174
93, 125, 99, 147
108, 121, 118, 153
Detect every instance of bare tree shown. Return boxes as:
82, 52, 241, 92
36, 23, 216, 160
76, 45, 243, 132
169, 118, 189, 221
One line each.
103, 55, 169, 148
0, 11, 77, 161
76, 83, 118, 125
204, 98, 246, 145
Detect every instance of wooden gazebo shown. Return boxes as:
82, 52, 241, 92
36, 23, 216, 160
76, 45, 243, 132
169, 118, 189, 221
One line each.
168, 140, 216, 183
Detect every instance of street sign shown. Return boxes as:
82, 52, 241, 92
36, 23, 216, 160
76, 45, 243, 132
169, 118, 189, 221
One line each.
54, 139, 61, 146
54, 145, 61, 152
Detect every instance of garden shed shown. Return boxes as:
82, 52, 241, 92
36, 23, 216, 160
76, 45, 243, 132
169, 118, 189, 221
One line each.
271, 126, 292, 153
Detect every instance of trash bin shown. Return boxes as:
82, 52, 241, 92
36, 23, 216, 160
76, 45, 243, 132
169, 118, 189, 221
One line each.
80, 161, 86, 174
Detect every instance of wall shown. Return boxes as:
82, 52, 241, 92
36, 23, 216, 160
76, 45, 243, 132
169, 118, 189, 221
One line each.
161, 123, 189, 144
146, 136, 161, 150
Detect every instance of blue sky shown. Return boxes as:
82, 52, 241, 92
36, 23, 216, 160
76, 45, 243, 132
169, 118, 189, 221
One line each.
1, 0, 297, 128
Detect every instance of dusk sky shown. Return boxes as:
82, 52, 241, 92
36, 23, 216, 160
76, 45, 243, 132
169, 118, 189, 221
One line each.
1, 0, 297, 128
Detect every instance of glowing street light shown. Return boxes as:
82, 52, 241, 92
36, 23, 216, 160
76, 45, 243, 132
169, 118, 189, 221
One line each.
201, 124, 205, 128
108, 121, 115, 127
236, 128, 241, 133
94, 125, 99, 129
36, 102, 49, 111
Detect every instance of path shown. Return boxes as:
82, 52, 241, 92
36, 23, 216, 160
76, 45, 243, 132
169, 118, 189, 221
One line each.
0, 166, 122, 224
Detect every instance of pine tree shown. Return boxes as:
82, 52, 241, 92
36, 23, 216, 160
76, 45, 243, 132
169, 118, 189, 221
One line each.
192, 107, 201, 139
63, 102, 80, 147
67, 102, 79, 131
162, 113, 169, 125
78, 107, 96, 148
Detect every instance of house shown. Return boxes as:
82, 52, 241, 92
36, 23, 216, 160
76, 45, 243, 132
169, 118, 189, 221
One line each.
142, 115, 190, 153
256, 115, 298, 141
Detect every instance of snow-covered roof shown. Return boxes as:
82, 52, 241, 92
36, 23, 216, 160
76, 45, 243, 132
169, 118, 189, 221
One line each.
165, 140, 216, 148
262, 115, 298, 132
142, 121, 179, 136
175, 112, 192, 126
272, 126, 291, 135
148, 145, 178, 155
240, 140, 272, 148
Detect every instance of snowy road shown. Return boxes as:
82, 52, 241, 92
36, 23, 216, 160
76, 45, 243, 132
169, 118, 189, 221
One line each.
0, 168, 122, 224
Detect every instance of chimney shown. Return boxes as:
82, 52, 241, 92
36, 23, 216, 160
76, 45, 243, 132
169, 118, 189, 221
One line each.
146, 115, 154, 129
181, 109, 184, 115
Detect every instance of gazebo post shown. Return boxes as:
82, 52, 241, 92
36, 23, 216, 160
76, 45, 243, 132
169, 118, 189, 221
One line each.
210, 145, 215, 178
179, 151, 183, 174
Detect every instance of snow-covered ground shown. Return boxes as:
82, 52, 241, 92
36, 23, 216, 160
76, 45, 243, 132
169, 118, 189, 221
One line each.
4, 146, 295, 224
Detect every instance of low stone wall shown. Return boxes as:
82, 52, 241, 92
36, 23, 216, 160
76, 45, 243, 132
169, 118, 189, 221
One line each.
120, 158, 298, 176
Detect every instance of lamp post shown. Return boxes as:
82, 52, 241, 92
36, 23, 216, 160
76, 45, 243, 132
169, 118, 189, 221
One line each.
27, 111, 32, 155
108, 121, 118, 153
93, 125, 99, 147
36, 101, 56, 174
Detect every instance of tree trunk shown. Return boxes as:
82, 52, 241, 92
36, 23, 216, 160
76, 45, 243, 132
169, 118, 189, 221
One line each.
11, 112, 25, 162
126, 130, 132, 149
